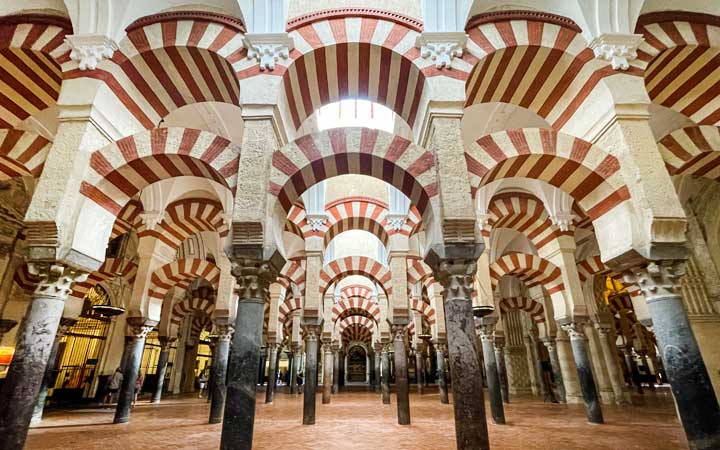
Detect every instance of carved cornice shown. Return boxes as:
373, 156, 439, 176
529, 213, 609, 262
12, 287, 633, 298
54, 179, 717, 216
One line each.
125, 10, 246, 33
465, 10, 582, 33
0, 13, 73, 32
636, 11, 720, 30
287, 7, 423, 32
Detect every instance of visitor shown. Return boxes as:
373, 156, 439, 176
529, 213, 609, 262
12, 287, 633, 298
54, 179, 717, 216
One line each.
198, 369, 209, 398
297, 371, 304, 386
105, 368, 123, 405
133, 372, 144, 407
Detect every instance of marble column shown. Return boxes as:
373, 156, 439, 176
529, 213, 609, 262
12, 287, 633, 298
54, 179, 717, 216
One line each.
381, 344, 391, 404
290, 348, 301, 394
322, 343, 333, 404
436, 343, 449, 404
209, 325, 233, 424
182, 343, 199, 393
302, 325, 320, 425
392, 325, 411, 425
524, 334, 542, 396
563, 323, 603, 424
596, 325, 630, 404
494, 339, 509, 404
114, 318, 156, 424
220, 257, 277, 450
31, 318, 75, 424
632, 262, 720, 450
555, 328, 582, 403
339, 349, 345, 387
265, 343, 278, 404
584, 323, 614, 404
431, 249, 490, 450
415, 346, 425, 395
542, 338, 566, 403
151, 337, 174, 403
373, 343, 382, 393
257, 349, 266, 385
480, 329, 505, 424
332, 345, 340, 394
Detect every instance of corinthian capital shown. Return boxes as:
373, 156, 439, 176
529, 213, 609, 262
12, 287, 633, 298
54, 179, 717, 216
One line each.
425, 243, 482, 299
624, 260, 686, 303
27, 263, 88, 299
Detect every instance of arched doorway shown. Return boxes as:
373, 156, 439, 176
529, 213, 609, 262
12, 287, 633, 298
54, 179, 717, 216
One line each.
347, 345, 368, 383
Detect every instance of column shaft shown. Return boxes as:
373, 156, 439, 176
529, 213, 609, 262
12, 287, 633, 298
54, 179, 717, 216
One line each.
393, 329, 411, 425
415, 351, 425, 394
322, 345, 332, 404
114, 333, 147, 423
290, 351, 301, 394
481, 334, 505, 424
543, 340, 566, 403
209, 335, 231, 423
566, 326, 604, 424
436, 347, 449, 404
265, 345, 278, 404
302, 331, 319, 425
494, 344, 509, 403
220, 299, 264, 450
381, 347, 391, 404
332, 349, 340, 394
31, 319, 73, 424
151, 342, 172, 403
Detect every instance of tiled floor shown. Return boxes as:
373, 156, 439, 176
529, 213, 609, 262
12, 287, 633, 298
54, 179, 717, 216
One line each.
26, 387, 688, 449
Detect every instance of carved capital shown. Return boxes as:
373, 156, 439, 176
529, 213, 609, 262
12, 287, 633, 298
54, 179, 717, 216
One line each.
232, 258, 277, 301
386, 213, 407, 231
244, 33, 294, 71
304, 324, 322, 341
589, 33, 644, 71
431, 256, 477, 300
561, 322, 586, 341
126, 317, 157, 339
158, 336, 177, 350
27, 263, 88, 299
625, 260, 686, 303
139, 211, 166, 231
306, 213, 327, 231
541, 337, 556, 352
415, 31, 468, 69
215, 324, 235, 342
65, 34, 118, 70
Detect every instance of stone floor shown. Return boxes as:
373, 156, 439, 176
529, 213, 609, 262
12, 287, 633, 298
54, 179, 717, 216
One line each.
27, 387, 688, 450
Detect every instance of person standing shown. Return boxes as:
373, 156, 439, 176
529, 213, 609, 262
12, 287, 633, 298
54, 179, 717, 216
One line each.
105, 368, 123, 405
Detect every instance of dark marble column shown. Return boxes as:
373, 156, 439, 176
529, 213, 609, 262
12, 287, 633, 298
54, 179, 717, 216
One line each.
265, 343, 278, 404
339, 350, 345, 387
428, 247, 490, 450
631, 262, 720, 450
114, 319, 156, 424
209, 325, 233, 423
436, 343, 449, 404
257, 349, 266, 385
392, 325, 411, 425
373, 344, 382, 393
494, 339, 509, 404
119, 335, 132, 373
415, 346, 425, 395
542, 338, 566, 403
322, 343, 333, 404
302, 325, 320, 425
563, 323, 604, 424
480, 329, 505, 424
151, 336, 174, 403
332, 345, 340, 394
0, 264, 90, 450
220, 254, 281, 450
31, 318, 75, 424
290, 348, 301, 394
381, 344, 391, 404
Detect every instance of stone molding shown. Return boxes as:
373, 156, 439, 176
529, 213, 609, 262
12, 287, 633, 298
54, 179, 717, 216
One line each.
286, 7, 423, 32
125, 10, 246, 33
0, 13, 73, 31
65, 34, 118, 70
244, 33, 294, 71
635, 11, 720, 29
589, 33, 644, 70
416, 31, 467, 69
466, 10, 582, 32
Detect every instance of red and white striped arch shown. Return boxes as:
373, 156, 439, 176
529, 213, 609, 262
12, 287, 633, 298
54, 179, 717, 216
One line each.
483, 194, 571, 250
270, 128, 437, 218
318, 256, 392, 296
278, 295, 303, 324
406, 258, 433, 285
340, 284, 374, 301
576, 255, 617, 283
332, 297, 381, 323
240, 8, 472, 131
137, 198, 229, 249
285, 196, 422, 243
110, 199, 143, 239
277, 259, 306, 295
658, 126, 720, 179
498, 296, 545, 323
81, 127, 240, 216
68, 258, 138, 301
410, 297, 436, 325
341, 322, 373, 344
64, 12, 244, 129
190, 315, 213, 338
170, 288, 216, 327
465, 128, 630, 220
0, 129, 51, 179
489, 252, 564, 294
635, 12, 720, 126
465, 12, 619, 130
0, 15, 71, 129
339, 315, 376, 333
147, 258, 220, 301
